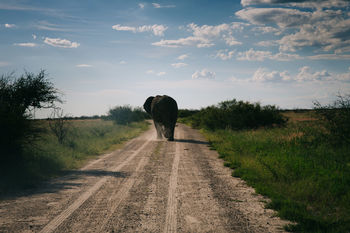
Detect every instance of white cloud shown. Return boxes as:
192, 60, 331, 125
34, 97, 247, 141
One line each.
236, 4, 350, 54
249, 66, 348, 83
215, 50, 235, 60
223, 36, 242, 46
44, 37, 80, 48
138, 24, 168, 36
296, 66, 331, 82
120, 60, 126, 64
192, 69, 216, 79
255, 40, 278, 47
188, 23, 231, 38
13, 42, 37, 47
241, 0, 349, 8
278, 12, 350, 52
4, 23, 15, 28
112, 24, 136, 32
146, 70, 166, 76
171, 62, 187, 68
236, 8, 311, 28
252, 26, 280, 34
237, 49, 272, 61
177, 54, 188, 60
0, 61, 10, 67
112, 24, 168, 36
237, 48, 301, 61
76, 64, 92, 68
252, 68, 291, 82
36, 21, 69, 32
153, 22, 243, 48
272, 52, 301, 61
152, 3, 175, 8
336, 67, 350, 82
307, 54, 350, 60
152, 36, 213, 48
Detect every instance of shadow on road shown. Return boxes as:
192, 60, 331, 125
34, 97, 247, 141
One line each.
0, 169, 129, 200
174, 139, 209, 145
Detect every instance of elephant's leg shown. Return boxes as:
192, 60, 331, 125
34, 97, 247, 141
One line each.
168, 124, 175, 141
164, 123, 176, 141
154, 121, 163, 139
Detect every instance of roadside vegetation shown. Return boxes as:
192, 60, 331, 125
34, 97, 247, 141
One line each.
180, 97, 350, 232
107, 105, 149, 125
0, 71, 149, 193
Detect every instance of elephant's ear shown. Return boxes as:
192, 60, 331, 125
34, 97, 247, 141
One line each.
143, 96, 154, 115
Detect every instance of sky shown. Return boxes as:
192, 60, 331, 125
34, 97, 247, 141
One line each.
1, 0, 350, 117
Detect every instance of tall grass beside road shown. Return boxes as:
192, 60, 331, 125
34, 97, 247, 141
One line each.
0, 119, 149, 193
181, 98, 350, 232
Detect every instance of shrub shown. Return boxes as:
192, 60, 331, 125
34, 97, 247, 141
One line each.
0, 71, 61, 163
186, 99, 287, 130
107, 105, 148, 125
48, 108, 71, 144
178, 109, 200, 118
314, 93, 350, 145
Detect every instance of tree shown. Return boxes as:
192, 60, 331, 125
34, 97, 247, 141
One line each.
0, 70, 61, 162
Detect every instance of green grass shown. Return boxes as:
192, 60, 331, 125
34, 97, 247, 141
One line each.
189, 113, 350, 232
0, 119, 149, 193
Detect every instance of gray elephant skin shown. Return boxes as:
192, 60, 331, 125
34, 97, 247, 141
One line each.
143, 95, 178, 141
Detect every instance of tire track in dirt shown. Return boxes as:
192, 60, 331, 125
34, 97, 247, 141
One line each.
163, 129, 182, 233
39, 137, 152, 233
175, 136, 228, 233
97, 148, 150, 232
133, 141, 175, 233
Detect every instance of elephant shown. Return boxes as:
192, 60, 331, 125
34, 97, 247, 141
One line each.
143, 95, 178, 141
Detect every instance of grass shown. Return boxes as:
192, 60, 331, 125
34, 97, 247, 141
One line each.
0, 119, 149, 193
187, 111, 350, 232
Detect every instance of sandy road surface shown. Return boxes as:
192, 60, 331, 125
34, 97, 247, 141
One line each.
0, 123, 290, 233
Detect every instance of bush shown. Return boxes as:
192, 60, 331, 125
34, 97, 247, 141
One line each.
0, 71, 61, 163
107, 105, 148, 125
314, 93, 350, 145
186, 99, 287, 130
178, 109, 200, 118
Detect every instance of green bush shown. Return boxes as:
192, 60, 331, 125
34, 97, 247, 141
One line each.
178, 109, 200, 118
0, 71, 60, 163
108, 105, 148, 125
314, 94, 350, 145
186, 99, 286, 130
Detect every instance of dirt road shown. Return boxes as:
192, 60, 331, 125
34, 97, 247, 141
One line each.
0, 123, 290, 233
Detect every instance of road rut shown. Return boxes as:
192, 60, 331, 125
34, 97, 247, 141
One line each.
0, 123, 290, 233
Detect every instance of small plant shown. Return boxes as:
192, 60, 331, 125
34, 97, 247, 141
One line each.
314, 93, 350, 145
48, 108, 71, 144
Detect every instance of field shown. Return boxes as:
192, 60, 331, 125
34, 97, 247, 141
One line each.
190, 110, 350, 232
0, 119, 149, 193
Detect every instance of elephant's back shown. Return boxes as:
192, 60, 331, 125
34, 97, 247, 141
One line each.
151, 95, 178, 121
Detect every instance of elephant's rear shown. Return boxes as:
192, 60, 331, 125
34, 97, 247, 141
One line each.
152, 95, 178, 141
152, 95, 178, 124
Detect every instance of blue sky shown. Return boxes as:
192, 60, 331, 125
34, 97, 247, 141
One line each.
1, 0, 350, 117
